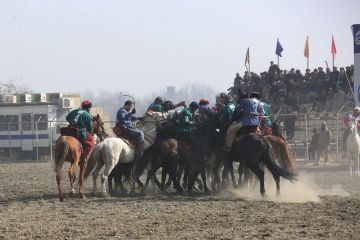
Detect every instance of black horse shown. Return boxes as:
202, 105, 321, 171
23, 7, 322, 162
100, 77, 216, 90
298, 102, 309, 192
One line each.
230, 133, 296, 196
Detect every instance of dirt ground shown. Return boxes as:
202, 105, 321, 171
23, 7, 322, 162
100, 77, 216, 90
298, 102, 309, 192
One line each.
0, 160, 359, 240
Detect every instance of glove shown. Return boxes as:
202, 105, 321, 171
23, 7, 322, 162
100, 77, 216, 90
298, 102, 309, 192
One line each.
131, 108, 136, 114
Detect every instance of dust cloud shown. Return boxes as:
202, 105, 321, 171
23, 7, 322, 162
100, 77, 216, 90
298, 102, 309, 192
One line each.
229, 172, 350, 203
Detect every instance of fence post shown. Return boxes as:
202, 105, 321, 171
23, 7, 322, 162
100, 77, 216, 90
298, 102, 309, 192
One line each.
8, 122, 12, 161
35, 116, 41, 161
336, 112, 339, 162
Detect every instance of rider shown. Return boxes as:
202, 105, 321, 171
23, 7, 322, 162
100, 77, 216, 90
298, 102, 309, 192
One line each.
235, 91, 265, 136
198, 98, 216, 119
218, 93, 234, 145
343, 106, 360, 152
249, 92, 272, 134
175, 101, 205, 154
147, 96, 186, 113
116, 100, 145, 161
223, 92, 248, 152
66, 100, 95, 164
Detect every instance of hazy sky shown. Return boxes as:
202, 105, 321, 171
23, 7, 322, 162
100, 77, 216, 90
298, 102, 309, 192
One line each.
0, 0, 359, 96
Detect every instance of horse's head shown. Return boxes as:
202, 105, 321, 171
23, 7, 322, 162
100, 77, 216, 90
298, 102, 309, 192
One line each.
136, 112, 169, 139
349, 119, 358, 135
92, 114, 108, 141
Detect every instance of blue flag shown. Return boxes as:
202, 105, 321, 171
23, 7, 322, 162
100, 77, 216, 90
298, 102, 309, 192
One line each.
275, 38, 283, 57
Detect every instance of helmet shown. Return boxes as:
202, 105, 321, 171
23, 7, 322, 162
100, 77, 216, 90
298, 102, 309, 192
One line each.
199, 98, 209, 105
354, 107, 360, 111
249, 92, 261, 100
154, 96, 165, 105
81, 100, 92, 109
189, 101, 199, 109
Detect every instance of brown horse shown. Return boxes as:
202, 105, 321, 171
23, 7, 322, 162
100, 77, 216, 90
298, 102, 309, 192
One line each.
54, 114, 107, 201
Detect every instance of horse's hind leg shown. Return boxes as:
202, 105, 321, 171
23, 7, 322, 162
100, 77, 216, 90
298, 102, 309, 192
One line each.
200, 168, 210, 193
92, 162, 104, 196
69, 163, 78, 195
56, 171, 63, 202
100, 162, 115, 196
247, 164, 265, 197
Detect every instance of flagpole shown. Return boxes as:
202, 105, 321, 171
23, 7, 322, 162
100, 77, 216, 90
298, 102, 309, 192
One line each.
332, 57, 334, 69
277, 55, 280, 68
307, 58, 309, 70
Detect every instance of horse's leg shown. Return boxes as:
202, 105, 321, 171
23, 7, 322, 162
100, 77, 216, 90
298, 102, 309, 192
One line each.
160, 168, 167, 190
212, 158, 222, 192
200, 168, 210, 193
247, 163, 265, 197
79, 162, 87, 200
143, 165, 160, 194
68, 162, 78, 195
187, 168, 199, 193
229, 162, 238, 188
100, 162, 116, 196
56, 171, 63, 202
357, 155, 360, 176
91, 161, 104, 196
164, 162, 183, 193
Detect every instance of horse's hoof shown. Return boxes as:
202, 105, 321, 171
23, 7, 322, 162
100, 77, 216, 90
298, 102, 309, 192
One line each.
59, 197, 64, 202
80, 196, 87, 200
69, 189, 75, 195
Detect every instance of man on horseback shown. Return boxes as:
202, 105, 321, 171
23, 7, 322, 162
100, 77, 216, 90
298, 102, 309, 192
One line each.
233, 91, 264, 137
218, 93, 234, 147
343, 107, 360, 153
198, 98, 216, 119
175, 101, 207, 158
65, 100, 95, 164
249, 92, 272, 135
147, 96, 186, 113
116, 100, 145, 161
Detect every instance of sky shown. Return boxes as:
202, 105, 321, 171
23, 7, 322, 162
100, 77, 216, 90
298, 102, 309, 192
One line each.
0, 0, 359, 96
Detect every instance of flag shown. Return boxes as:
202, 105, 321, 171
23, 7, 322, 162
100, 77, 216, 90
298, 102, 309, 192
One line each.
245, 47, 250, 66
331, 34, 337, 59
275, 38, 283, 57
304, 36, 309, 58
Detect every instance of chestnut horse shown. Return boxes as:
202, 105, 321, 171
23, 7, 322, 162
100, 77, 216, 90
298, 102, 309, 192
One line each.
54, 114, 107, 201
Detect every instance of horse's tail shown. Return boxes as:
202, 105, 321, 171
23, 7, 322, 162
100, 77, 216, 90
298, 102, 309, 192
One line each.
263, 140, 297, 182
275, 139, 295, 173
54, 137, 69, 175
84, 142, 103, 180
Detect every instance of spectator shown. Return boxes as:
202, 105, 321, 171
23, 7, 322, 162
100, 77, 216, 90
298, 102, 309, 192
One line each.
316, 122, 332, 165
308, 128, 319, 161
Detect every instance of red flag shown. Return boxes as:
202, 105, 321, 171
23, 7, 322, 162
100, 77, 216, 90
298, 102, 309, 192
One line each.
331, 34, 337, 59
304, 36, 309, 58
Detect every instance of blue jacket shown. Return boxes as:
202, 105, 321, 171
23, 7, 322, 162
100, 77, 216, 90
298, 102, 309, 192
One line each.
116, 107, 137, 128
235, 98, 265, 126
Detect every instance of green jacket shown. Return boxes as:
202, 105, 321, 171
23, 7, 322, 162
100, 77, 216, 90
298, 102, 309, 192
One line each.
66, 108, 93, 140
262, 102, 271, 126
176, 108, 194, 133
220, 103, 234, 124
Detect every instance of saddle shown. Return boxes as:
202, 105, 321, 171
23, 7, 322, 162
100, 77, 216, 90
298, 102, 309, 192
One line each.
60, 126, 81, 140
236, 125, 261, 138
112, 125, 136, 148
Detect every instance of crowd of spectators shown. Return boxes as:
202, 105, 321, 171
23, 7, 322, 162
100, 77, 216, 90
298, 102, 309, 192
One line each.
228, 62, 355, 114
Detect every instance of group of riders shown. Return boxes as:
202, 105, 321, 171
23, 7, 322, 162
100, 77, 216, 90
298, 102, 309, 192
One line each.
64, 91, 360, 168
64, 91, 274, 166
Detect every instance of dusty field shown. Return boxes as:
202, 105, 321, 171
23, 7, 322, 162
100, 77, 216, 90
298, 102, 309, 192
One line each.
0, 160, 360, 240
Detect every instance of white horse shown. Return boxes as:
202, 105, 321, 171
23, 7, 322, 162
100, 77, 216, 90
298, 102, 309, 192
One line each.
84, 112, 168, 195
346, 119, 360, 176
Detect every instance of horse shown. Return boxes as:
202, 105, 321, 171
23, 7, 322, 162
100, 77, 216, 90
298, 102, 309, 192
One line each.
346, 119, 360, 176
53, 114, 107, 201
231, 133, 296, 196
84, 112, 168, 196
